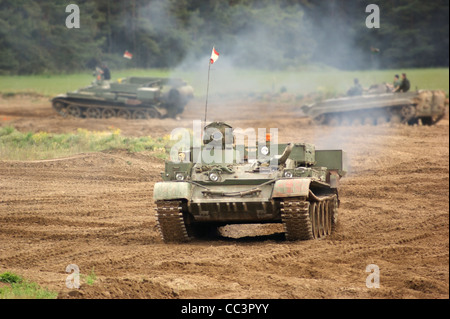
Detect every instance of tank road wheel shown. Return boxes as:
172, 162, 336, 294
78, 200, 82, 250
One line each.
376, 115, 388, 125
310, 202, 319, 239
329, 196, 338, 232
312, 115, 326, 125
328, 116, 341, 126
389, 113, 401, 125
52, 101, 67, 117
67, 105, 82, 118
147, 108, 160, 119
317, 197, 337, 238
117, 109, 131, 119
363, 116, 375, 126
86, 107, 102, 119
316, 202, 322, 238
132, 110, 148, 120
102, 108, 116, 119
325, 201, 332, 236
351, 117, 363, 126
341, 117, 352, 126
318, 202, 326, 238
155, 200, 190, 243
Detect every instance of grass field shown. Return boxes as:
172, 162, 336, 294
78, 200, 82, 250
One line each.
0, 68, 448, 98
0, 272, 57, 299
0, 126, 172, 161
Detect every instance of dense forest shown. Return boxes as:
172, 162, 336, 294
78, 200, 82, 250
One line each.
0, 0, 448, 74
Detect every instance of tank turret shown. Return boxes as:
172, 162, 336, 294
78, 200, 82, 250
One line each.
202, 122, 234, 148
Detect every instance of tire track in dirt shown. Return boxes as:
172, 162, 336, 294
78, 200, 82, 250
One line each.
0, 96, 448, 299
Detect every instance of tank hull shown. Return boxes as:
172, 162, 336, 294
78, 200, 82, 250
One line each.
51, 77, 194, 119
153, 138, 347, 243
154, 178, 336, 222
52, 95, 167, 119
302, 90, 448, 126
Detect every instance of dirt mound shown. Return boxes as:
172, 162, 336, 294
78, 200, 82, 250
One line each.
58, 277, 175, 299
0, 96, 448, 299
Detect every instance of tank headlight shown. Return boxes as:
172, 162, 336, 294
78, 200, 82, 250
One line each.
175, 172, 185, 181
284, 171, 293, 178
209, 172, 220, 182
261, 146, 269, 156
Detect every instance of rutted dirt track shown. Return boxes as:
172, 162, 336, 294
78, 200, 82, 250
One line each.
0, 96, 448, 299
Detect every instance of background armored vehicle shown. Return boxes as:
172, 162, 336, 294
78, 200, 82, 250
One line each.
302, 84, 448, 126
154, 122, 347, 242
52, 76, 194, 119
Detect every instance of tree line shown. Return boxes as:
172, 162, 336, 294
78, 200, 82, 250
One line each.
0, 0, 448, 74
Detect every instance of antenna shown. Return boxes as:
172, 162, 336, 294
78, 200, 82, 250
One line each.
204, 47, 219, 125
204, 61, 212, 124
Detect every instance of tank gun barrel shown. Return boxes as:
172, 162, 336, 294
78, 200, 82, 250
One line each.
277, 143, 293, 166
255, 143, 293, 169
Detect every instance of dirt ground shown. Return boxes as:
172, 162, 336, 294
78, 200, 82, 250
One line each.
0, 95, 448, 299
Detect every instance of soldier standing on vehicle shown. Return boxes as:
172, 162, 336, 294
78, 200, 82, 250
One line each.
93, 63, 111, 87
101, 63, 111, 80
100, 63, 111, 86
394, 73, 410, 93
347, 78, 363, 96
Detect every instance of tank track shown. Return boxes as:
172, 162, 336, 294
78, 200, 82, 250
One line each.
281, 195, 338, 241
155, 200, 190, 243
52, 98, 163, 119
155, 196, 338, 243
280, 199, 313, 241
313, 106, 445, 126
313, 108, 406, 126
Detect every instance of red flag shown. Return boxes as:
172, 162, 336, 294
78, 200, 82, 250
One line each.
370, 47, 380, 54
210, 47, 219, 64
123, 50, 133, 59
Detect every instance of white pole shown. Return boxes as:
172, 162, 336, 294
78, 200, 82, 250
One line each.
204, 61, 212, 124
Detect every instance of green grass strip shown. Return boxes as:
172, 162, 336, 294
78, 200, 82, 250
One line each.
0, 272, 57, 299
0, 126, 173, 161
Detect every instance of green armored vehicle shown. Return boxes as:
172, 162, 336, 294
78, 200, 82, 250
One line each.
302, 85, 448, 126
154, 122, 347, 242
51, 75, 194, 119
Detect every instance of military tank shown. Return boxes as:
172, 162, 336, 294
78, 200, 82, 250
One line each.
153, 122, 347, 242
301, 84, 448, 126
51, 74, 194, 119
